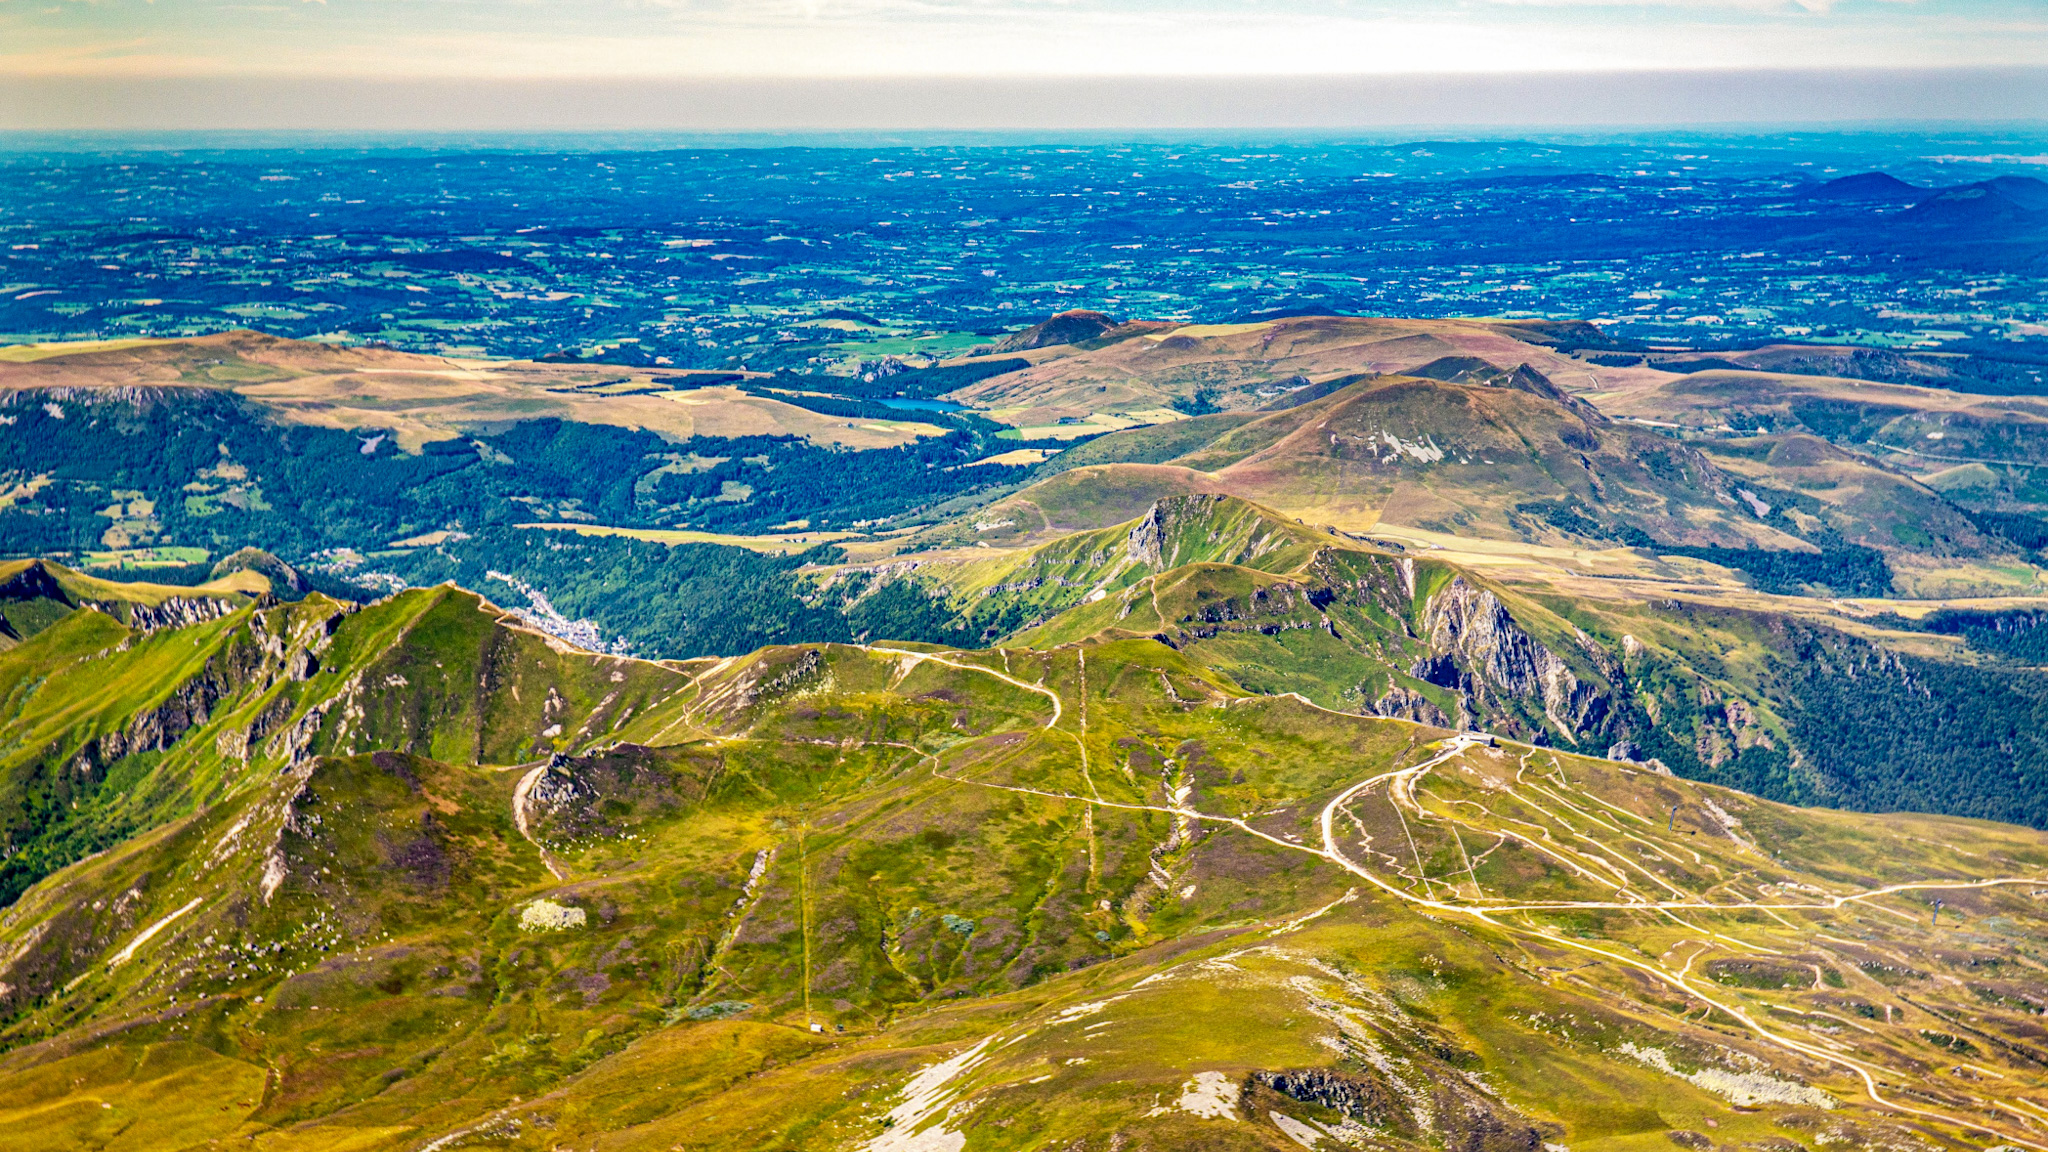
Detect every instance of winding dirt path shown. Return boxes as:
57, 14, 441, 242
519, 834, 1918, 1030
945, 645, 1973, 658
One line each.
512, 760, 567, 881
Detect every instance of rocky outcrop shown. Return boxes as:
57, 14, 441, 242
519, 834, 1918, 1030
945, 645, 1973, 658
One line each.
72, 670, 233, 769
64, 605, 329, 774
1123, 495, 1294, 572
739, 649, 822, 710
1413, 577, 1612, 741
1254, 1068, 1395, 1123
201, 603, 349, 763
1368, 685, 1452, 728
525, 754, 596, 824
53, 596, 352, 777
1134, 549, 1617, 744
522, 745, 691, 845
0, 560, 66, 606
0, 561, 254, 642
1177, 580, 1336, 641
1125, 502, 1171, 567
116, 594, 249, 635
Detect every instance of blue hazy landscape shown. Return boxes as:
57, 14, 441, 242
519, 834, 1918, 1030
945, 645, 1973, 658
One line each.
6, 128, 2048, 369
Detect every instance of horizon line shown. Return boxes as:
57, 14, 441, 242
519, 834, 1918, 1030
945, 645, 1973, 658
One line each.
7, 68, 2048, 133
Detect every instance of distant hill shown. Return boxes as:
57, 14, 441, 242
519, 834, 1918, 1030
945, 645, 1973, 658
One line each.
0, 329, 931, 451
984, 309, 1173, 353
947, 314, 1640, 417
1636, 343, 2048, 395
1985, 173, 2048, 210
0, 558, 261, 649
1811, 171, 1923, 201
1904, 175, 2048, 226
1020, 369, 1811, 552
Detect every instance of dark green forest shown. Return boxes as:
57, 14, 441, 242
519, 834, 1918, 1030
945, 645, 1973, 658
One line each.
1523, 501, 1895, 596
1778, 623, 2048, 828
0, 391, 1036, 561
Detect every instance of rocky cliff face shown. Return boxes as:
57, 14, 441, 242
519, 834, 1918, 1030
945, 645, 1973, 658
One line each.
1125, 501, 1172, 567
1365, 684, 1451, 728
0, 558, 256, 641
1124, 494, 1299, 571
521, 744, 699, 847
1411, 577, 1612, 741
118, 594, 250, 635
55, 599, 347, 781
0, 561, 66, 606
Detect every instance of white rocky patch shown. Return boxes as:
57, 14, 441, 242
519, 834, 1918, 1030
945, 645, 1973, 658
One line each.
1371, 430, 1446, 463
208, 813, 254, 867
259, 849, 289, 905
1699, 798, 1758, 852
1161, 1071, 1241, 1121
1132, 965, 1182, 989
518, 899, 587, 932
1272, 1111, 1324, 1147
865, 1036, 994, 1152
1617, 1043, 1835, 1109
1050, 998, 1119, 1024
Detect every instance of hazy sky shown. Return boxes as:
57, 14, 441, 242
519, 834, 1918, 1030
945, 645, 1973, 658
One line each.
4, 0, 2046, 81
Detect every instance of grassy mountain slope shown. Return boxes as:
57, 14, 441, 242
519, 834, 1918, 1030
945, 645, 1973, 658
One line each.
912, 464, 1239, 551
0, 580, 679, 908
832, 494, 2048, 827
0, 607, 2043, 1152
1027, 374, 2017, 579
836, 493, 1340, 646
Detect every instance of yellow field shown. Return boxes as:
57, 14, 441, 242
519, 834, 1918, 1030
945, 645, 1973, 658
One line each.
516, 523, 863, 554
988, 407, 1182, 441
0, 337, 177, 363
964, 448, 1059, 467
0, 332, 944, 452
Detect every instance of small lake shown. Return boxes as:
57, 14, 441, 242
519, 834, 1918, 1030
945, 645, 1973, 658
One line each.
876, 398, 966, 412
